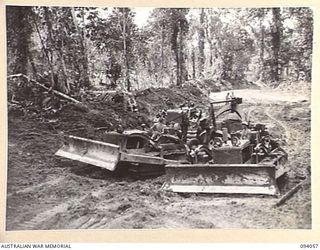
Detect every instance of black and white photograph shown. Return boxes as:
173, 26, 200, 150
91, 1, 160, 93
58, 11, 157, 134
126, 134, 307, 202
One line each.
6, 6, 313, 231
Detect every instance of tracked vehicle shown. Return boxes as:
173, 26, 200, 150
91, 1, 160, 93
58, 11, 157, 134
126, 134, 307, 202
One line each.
163, 137, 288, 196
56, 130, 188, 176
163, 97, 288, 196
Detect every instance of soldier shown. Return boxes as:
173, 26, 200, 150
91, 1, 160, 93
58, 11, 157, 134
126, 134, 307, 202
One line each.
240, 121, 251, 140
153, 113, 161, 123
151, 117, 166, 140
180, 112, 189, 142
197, 117, 211, 144
173, 122, 182, 138
254, 135, 272, 155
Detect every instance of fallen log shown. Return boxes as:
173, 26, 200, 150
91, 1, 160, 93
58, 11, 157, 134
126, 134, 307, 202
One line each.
7, 73, 81, 104
275, 178, 310, 207
8, 73, 114, 131
95, 127, 110, 131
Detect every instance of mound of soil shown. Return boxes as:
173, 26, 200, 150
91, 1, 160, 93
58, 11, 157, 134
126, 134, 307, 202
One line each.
135, 84, 205, 116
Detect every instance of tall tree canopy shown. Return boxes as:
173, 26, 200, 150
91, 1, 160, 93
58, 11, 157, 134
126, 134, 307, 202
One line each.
7, 6, 313, 94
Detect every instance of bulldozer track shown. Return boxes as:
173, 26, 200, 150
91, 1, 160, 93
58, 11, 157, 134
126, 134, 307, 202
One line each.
264, 105, 306, 155
78, 216, 100, 229
17, 196, 85, 230
16, 186, 113, 230
265, 106, 291, 142
74, 213, 123, 229
7, 177, 65, 198
91, 217, 110, 229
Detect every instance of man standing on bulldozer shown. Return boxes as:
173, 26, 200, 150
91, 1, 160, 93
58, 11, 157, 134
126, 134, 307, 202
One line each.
240, 121, 251, 140
196, 117, 212, 144
151, 117, 166, 140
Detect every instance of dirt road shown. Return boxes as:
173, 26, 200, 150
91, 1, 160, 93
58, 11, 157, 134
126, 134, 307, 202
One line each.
6, 87, 311, 230
210, 88, 309, 104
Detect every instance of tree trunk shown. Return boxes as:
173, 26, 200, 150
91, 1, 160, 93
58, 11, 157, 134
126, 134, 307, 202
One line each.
179, 26, 187, 83
80, 8, 90, 87
28, 53, 37, 76
8, 6, 33, 75
259, 9, 265, 80
175, 48, 180, 86
191, 49, 196, 79
32, 9, 55, 88
57, 44, 70, 93
44, 7, 54, 63
44, 7, 69, 93
160, 24, 165, 87
122, 10, 130, 91
179, 31, 188, 84
198, 8, 205, 78
209, 42, 213, 67
271, 8, 282, 82
71, 7, 90, 89
172, 24, 180, 86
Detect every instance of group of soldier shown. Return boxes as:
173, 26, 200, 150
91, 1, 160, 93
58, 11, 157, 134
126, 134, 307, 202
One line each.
144, 101, 278, 156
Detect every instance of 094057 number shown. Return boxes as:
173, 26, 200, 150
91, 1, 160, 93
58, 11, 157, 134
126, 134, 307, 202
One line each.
300, 244, 319, 248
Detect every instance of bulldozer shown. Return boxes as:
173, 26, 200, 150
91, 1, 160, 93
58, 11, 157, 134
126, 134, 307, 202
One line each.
162, 97, 288, 196
56, 129, 188, 177
163, 140, 288, 195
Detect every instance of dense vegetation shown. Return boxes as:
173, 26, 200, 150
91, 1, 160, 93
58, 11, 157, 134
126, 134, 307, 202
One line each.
7, 6, 313, 95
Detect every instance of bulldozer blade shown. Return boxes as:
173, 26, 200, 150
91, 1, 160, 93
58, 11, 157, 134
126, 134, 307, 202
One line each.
55, 135, 120, 171
163, 163, 279, 195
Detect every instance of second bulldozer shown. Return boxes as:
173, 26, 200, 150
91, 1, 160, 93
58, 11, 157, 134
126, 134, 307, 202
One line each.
162, 97, 288, 196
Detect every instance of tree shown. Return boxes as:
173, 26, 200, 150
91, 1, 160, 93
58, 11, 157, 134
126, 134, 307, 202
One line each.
6, 6, 33, 75
71, 7, 90, 88
198, 9, 205, 77
270, 8, 282, 82
87, 7, 138, 91
167, 9, 189, 86
141, 8, 186, 87
32, 7, 83, 93
7, 6, 313, 98
280, 7, 313, 81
